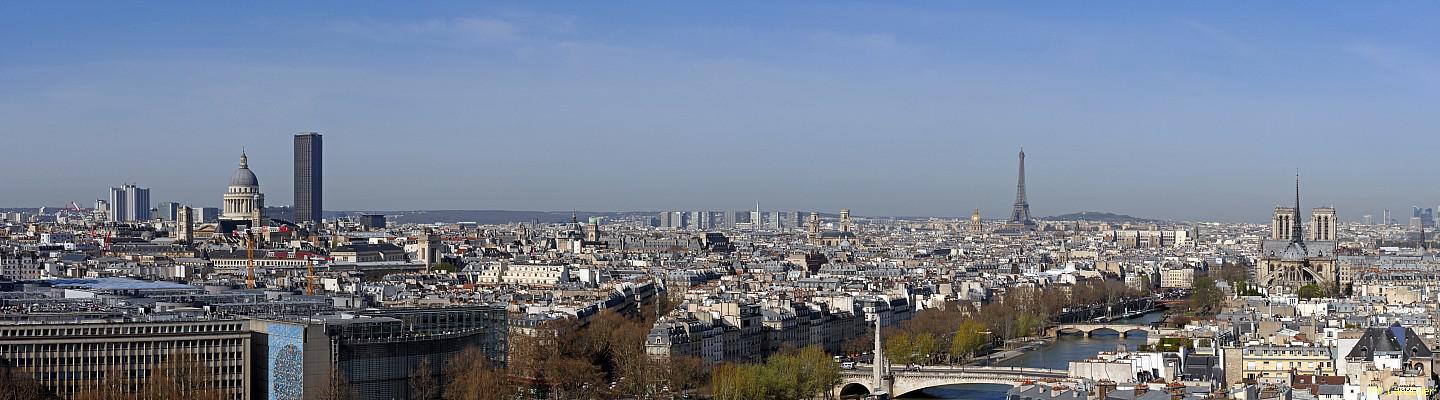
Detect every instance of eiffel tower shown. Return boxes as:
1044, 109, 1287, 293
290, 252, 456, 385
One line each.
1004, 148, 1037, 231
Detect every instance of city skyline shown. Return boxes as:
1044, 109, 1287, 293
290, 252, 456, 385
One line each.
2, 144, 1437, 224
6, 4, 1440, 400
4, 2, 1440, 221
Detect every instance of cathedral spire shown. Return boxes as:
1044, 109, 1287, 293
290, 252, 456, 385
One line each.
1292, 173, 1304, 244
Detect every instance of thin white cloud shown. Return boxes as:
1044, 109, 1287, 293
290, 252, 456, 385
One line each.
326, 17, 522, 44
1181, 20, 1260, 58
1343, 42, 1440, 86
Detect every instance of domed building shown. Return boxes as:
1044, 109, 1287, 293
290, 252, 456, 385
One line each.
220, 151, 265, 231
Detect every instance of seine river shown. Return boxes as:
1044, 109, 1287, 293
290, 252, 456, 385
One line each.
898, 311, 1166, 400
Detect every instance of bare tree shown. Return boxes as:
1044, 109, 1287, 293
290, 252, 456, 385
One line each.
663, 356, 708, 396
72, 365, 132, 400
408, 358, 439, 400
543, 356, 604, 400
442, 346, 515, 400
314, 371, 357, 400
0, 361, 57, 400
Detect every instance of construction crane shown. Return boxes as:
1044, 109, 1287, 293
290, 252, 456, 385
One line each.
306, 256, 320, 296
246, 230, 256, 289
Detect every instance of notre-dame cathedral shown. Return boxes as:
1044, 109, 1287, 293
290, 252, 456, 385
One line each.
1255, 177, 1340, 294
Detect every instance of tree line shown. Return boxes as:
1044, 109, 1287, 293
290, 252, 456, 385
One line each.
709, 345, 842, 400
498, 297, 707, 399
330, 297, 707, 400
855, 279, 1148, 367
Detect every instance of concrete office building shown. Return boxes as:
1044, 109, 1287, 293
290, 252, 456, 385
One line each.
107, 187, 125, 222
107, 184, 150, 222
359, 214, 386, 229
197, 207, 220, 223
0, 318, 253, 399
126, 185, 150, 221
156, 201, 180, 221
294, 132, 323, 225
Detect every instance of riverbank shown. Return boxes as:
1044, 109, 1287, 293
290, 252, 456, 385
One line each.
966, 338, 1051, 366
966, 308, 1169, 366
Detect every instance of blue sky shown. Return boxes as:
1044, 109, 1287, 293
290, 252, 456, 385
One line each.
2, 2, 1439, 221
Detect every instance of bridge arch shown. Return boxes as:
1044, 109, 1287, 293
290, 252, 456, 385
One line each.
838, 382, 871, 397
891, 381, 1023, 398
1088, 327, 1123, 336
1121, 328, 1150, 337
838, 366, 1074, 398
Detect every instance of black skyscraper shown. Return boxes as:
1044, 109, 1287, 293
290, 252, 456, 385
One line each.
294, 132, 322, 224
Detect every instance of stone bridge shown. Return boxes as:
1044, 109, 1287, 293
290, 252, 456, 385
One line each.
837, 365, 1073, 398
1050, 323, 1178, 345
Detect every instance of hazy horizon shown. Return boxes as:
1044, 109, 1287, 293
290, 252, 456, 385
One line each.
4, 2, 1439, 222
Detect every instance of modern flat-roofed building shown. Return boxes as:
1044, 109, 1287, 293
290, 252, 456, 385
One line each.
251, 306, 508, 400
107, 184, 151, 222
0, 318, 252, 399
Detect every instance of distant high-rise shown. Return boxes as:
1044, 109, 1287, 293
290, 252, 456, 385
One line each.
126, 186, 150, 221
197, 207, 220, 223
157, 202, 180, 221
1003, 148, 1036, 232
107, 184, 150, 222
107, 187, 125, 222
294, 132, 323, 225
750, 203, 763, 230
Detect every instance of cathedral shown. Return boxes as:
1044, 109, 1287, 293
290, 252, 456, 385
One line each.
1255, 177, 1339, 294
219, 151, 266, 232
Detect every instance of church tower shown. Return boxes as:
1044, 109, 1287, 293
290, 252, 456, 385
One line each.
176, 205, 194, 244
1272, 207, 1298, 241
1311, 207, 1337, 242
417, 229, 441, 268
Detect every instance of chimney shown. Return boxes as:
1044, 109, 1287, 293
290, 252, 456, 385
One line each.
1168, 382, 1186, 400
1097, 379, 1117, 399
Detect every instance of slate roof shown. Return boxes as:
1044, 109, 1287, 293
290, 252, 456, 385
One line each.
1345, 323, 1433, 361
